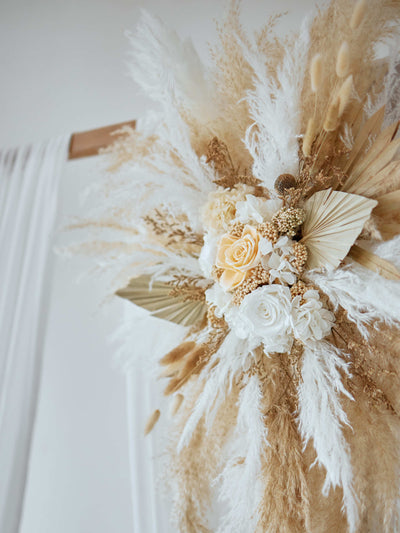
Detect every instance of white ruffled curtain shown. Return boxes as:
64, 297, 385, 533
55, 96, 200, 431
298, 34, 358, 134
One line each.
0, 137, 68, 533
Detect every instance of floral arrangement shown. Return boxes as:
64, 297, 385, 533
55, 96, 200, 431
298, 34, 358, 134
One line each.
71, 1, 400, 531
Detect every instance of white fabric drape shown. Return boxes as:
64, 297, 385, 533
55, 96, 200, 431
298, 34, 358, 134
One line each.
0, 136, 68, 533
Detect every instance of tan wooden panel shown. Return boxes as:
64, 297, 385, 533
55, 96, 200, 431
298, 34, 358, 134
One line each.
68, 120, 136, 159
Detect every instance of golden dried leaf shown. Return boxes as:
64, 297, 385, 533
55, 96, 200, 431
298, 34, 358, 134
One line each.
344, 106, 385, 173
349, 120, 399, 179
378, 222, 400, 241
344, 139, 400, 195
374, 190, 400, 218
301, 189, 377, 270
349, 245, 400, 281
116, 275, 207, 327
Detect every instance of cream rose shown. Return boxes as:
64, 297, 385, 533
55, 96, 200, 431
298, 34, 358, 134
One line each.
201, 185, 253, 231
216, 225, 261, 290
237, 284, 294, 353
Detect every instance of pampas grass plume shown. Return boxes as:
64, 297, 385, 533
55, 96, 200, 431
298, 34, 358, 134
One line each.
350, 0, 367, 30
303, 117, 316, 156
336, 42, 350, 78
310, 53, 323, 93
338, 75, 353, 116
144, 409, 160, 435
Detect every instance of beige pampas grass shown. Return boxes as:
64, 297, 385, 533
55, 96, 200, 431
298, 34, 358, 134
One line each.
350, 0, 367, 30
323, 96, 340, 131
338, 74, 353, 116
310, 53, 323, 93
257, 354, 311, 532
302, 118, 316, 156
170, 393, 184, 416
336, 41, 350, 78
160, 341, 196, 365
144, 409, 160, 436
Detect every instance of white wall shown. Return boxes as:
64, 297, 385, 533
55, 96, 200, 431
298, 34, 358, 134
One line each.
0, 1, 316, 532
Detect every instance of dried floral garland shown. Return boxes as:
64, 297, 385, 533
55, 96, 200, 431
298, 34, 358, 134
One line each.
71, 1, 400, 531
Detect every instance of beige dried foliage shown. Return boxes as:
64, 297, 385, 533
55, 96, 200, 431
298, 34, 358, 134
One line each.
255, 351, 311, 533
101, 125, 158, 171
300, 0, 400, 134
349, 244, 400, 281
301, 189, 377, 270
330, 314, 400, 530
170, 393, 184, 416
350, 0, 367, 30
302, 117, 316, 156
167, 380, 240, 533
323, 96, 340, 132
338, 74, 354, 117
160, 342, 197, 366
208, 1, 286, 168
144, 409, 160, 436
336, 41, 350, 78
310, 53, 323, 93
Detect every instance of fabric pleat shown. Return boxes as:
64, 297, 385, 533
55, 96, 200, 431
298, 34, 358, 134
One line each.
0, 136, 68, 533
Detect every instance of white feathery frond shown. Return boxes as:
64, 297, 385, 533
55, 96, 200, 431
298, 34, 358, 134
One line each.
177, 332, 255, 452
127, 10, 214, 115
241, 19, 310, 190
307, 239, 400, 337
217, 373, 266, 533
298, 341, 358, 533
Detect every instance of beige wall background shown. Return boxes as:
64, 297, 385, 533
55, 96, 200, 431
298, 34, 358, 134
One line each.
0, 1, 317, 532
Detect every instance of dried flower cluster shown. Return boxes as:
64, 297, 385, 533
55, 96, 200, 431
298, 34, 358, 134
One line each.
73, 1, 400, 532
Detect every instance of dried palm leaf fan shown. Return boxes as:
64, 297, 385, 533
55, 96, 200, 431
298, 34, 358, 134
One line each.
70, 0, 400, 531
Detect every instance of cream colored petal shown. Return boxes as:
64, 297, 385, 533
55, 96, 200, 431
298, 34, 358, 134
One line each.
219, 269, 246, 290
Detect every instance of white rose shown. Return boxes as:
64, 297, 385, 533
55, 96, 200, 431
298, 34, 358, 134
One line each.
292, 290, 334, 343
237, 284, 294, 353
235, 195, 283, 225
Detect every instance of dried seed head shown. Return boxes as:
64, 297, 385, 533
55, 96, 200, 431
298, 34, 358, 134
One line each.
274, 173, 297, 193
170, 394, 184, 416
292, 242, 308, 271
338, 75, 353, 117
310, 53, 323, 93
229, 221, 244, 238
350, 0, 367, 30
144, 409, 160, 436
290, 281, 308, 300
336, 41, 350, 78
231, 265, 270, 305
257, 221, 279, 243
323, 96, 340, 132
207, 305, 226, 328
272, 207, 306, 237
302, 118, 316, 157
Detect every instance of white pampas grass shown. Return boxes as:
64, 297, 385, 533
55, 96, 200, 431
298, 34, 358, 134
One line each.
241, 20, 310, 189
307, 250, 400, 338
298, 341, 357, 532
217, 374, 267, 533
178, 332, 255, 451
127, 10, 214, 118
